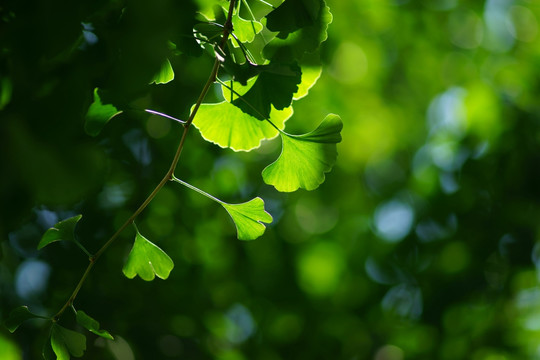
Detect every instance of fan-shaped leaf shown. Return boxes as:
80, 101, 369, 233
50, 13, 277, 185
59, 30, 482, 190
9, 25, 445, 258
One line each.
150, 58, 174, 84
50, 324, 86, 360
122, 228, 174, 281
76, 310, 114, 340
262, 114, 342, 192
232, 15, 263, 44
84, 88, 122, 137
4, 306, 44, 333
193, 101, 292, 151
222, 198, 273, 240
38, 215, 82, 250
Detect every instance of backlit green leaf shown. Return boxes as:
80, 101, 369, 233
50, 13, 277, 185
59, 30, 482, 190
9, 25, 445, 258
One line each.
122, 228, 174, 281
84, 88, 122, 137
232, 62, 301, 119
193, 101, 292, 151
38, 215, 82, 250
76, 310, 114, 340
50, 324, 86, 360
4, 306, 44, 333
294, 66, 322, 100
262, 114, 342, 192
222, 198, 273, 240
150, 58, 175, 84
232, 15, 263, 44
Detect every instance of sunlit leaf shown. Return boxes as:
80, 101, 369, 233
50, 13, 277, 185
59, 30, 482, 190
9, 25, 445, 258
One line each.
150, 58, 175, 84
76, 310, 114, 340
294, 66, 322, 100
222, 197, 273, 240
84, 88, 122, 137
232, 15, 263, 44
232, 62, 301, 119
37, 215, 82, 250
263, 114, 342, 192
122, 228, 174, 281
4, 306, 44, 333
50, 324, 86, 360
193, 101, 292, 151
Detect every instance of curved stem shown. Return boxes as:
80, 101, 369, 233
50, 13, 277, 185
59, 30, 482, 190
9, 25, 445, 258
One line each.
54, 0, 237, 320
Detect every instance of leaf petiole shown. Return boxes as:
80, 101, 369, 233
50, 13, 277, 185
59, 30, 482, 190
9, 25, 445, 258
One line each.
171, 176, 224, 205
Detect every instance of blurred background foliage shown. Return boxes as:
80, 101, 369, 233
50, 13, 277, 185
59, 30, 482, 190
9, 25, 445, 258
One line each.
2, 0, 540, 359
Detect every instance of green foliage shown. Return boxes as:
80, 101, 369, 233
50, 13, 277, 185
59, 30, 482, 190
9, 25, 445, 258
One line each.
84, 89, 122, 137
1, 0, 343, 358
75, 310, 114, 340
193, 101, 291, 151
122, 226, 174, 281
37, 215, 83, 250
4, 306, 45, 333
50, 324, 86, 360
222, 198, 273, 240
150, 59, 175, 85
263, 114, 343, 192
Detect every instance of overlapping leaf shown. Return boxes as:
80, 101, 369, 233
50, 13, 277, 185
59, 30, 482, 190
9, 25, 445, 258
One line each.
263, 114, 343, 192
76, 310, 114, 340
265, 0, 333, 59
38, 215, 82, 250
222, 197, 273, 240
84, 88, 122, 137
50, 324, 86, 360
122, 228, 174, 281
232, 15, 263, 44
193, 101, 292, 151
232, 62, 301, 119
4, 306, 45, 333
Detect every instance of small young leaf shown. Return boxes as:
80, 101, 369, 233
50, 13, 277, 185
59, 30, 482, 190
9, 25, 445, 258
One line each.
38, 215, 82, 250
193, 101, 292, 151
262, 114, 343, 192
50, 324, 86, 359
232, 15, 263, 44
84, 88, 123, 137
4, 306, 44, 333
150, 58, 175, 85
222, 198, 273, 241
76, 310, 114, 340
122, 228, 174, 281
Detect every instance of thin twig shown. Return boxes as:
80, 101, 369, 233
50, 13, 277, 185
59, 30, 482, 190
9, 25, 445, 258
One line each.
53, 0, 237, 320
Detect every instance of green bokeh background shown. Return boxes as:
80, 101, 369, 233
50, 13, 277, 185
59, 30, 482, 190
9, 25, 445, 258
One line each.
3, 0, 540, 359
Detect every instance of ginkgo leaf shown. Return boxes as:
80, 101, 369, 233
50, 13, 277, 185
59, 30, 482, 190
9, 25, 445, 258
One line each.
264, 0, 333, 59
294, 66, 322, 100
76, 310, 114, 340
262, 114, 342, 192
150, 58, 174, 84
221, 198, 273, 240
193, 101, 292, 151
84, 88, 122, 137
232, 15, 263, 44
4, 306, 45, 333
50, 324, 86, 360
171, 177, 273, 241
122, 228, 174, 281
38, 215, 82, 250
232, 62, 301, 120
